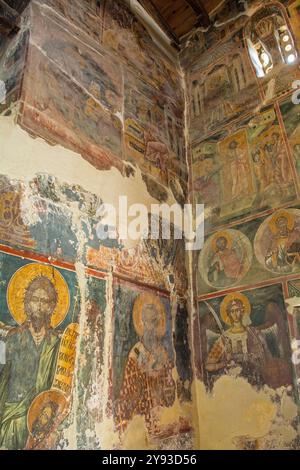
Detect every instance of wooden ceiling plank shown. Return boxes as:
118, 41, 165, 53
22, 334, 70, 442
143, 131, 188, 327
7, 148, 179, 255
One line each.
168, 8, 196, 28
143, 0, 181, 46
164, 4, 193, 23
184, 0, 211, 27
153, 0, 184, 16
158, 0, 190, 19
0, 0, 20, 35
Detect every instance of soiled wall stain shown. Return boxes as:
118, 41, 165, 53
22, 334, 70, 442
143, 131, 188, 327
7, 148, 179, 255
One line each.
193, 376, 297, 450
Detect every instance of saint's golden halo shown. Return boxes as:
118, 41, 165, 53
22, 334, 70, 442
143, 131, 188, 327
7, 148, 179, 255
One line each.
220, 292, 251, 326
27, 389, 67, 435
7, 263, 70, 328
268, 210, 294, 234
132, 292, 166, 338
211, 231, 232, 252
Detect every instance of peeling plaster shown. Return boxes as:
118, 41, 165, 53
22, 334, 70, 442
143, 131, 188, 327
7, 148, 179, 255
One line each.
0, 115, 178, 245
192, 377, 298, 450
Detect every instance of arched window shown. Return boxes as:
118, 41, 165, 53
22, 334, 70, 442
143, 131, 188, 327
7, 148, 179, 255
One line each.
245, 5, 297, 77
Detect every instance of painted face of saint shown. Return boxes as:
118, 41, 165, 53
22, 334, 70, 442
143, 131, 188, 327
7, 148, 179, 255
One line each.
275, 216, 288, 236
252, 150, 260, 163
25, 277, 57, 332
229, 141, 238, 151
142, 304, 159, 334
39, 404, 53, 427
228, 300, 244, 325
216, 237, 228, 251
32, 401, 58, 438
272, 133, 280, 145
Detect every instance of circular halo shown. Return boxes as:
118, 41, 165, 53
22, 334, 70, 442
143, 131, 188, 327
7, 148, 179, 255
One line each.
211, 231, 232, 252
220, 292, 251, 325
27, 389, 67, 435
268, 210, 294, 234
132, 292, 166, 338
7, 263, 70, 328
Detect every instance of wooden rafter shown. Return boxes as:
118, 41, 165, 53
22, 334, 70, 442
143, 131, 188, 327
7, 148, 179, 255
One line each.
6, 1, 30, 12
140, 0, 181, 48
0, 0, 19, 35
184, 0, 211, 27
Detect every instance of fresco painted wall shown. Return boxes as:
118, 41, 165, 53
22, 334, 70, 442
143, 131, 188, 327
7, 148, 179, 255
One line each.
1, 0, 300, 451
184, 0, 300, 450
0, 0, 193, 450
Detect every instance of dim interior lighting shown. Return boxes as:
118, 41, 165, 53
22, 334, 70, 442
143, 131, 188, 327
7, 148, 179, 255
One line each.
282, 34, 290, 42
287, 53, 296, 63
285, 44, 292, 52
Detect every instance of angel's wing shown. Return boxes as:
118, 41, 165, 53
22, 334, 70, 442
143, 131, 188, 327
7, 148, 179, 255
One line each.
259, 322, 282, 357
206, 328, 221, 351
260, 322, 279, 339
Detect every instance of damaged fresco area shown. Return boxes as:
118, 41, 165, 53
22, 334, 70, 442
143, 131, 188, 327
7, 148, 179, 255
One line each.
198, 206, 300, 295
0, 251, 82, 450
193, 374, 299, 450
193, 282, 300, 450
0, 166, 192, 449
112, 284, 175, 438
198, 285, 293, 390
0, 116, 192, 449
112, 282, 193, 448
192, 106, 297, 230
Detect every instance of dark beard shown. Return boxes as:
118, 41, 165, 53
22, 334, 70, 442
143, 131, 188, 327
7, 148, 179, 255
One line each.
30, 315, 46, 332
143, 330, 158, 351
32, 420, 51, 439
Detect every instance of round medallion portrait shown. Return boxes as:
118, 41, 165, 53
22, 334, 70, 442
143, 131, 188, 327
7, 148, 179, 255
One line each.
254, 209, 300, 274
199, 229, 253, 289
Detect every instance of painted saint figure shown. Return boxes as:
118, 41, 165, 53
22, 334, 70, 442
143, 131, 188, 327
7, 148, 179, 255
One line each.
144, 130, 169, 176
227, 140, 251, 201
252, 148, 269, 191
115, 293, 175, 436
25, 389, 67, 450
206, 293, 270, 386
294, 144, 300, 175
270, 132, 291, 185
0, 264, 69, 450
265, 211, 300, 273
208, 234, 245, 287
31, 401, 59, 444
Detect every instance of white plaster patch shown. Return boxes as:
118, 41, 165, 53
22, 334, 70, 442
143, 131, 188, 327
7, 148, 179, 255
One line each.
192, 376, 298, 450
0, 115, 176, 249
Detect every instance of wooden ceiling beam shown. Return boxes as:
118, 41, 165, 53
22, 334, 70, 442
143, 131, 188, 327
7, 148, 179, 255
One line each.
140, 0, 181, 48
5, 0, 30, 12
184, 0, 211, 27
0, 0, 20, 35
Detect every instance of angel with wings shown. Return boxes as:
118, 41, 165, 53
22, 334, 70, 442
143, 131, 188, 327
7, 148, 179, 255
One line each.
203, 293, 292, 389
